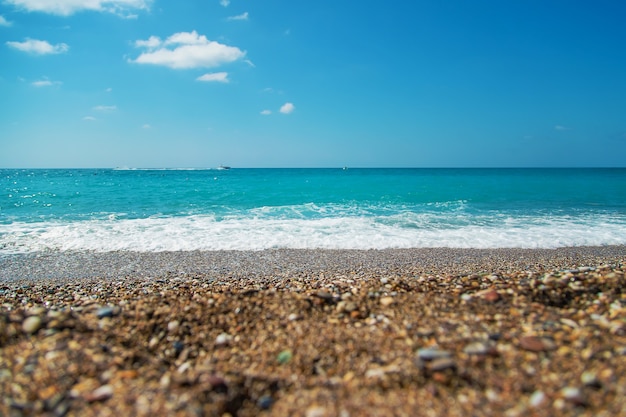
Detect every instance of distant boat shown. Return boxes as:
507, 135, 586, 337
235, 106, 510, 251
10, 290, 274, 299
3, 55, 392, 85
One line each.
216, 165, 231, 170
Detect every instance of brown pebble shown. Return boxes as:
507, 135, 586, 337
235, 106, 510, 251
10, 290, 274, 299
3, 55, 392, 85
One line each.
478, 289, 501, 302
117, 370, 138, 379
519, 336, 557, 352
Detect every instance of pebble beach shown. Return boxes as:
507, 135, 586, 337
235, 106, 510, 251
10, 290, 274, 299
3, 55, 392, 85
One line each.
1, 246, 625, 416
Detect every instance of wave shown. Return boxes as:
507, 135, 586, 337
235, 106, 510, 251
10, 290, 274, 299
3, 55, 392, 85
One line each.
2, 212, 626, 253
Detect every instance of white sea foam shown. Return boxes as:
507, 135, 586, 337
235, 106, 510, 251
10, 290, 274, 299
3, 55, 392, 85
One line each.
1, 213, 626, 253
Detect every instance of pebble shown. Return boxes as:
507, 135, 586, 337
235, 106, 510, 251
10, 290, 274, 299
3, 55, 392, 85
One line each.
96, 306, 118, 319
379, 296, 394, 307
580, 371, 601, 387
428, 357, 456, 372
479, 289, 501, 302
215, 333, 232, 346
22, 316, 42, 334
561, 386, 586, 406
277, 349, 293, 364
85, 385, 113, 402
258, 395, 273, 410
306, 406, 327, 417
529, 390, 546, 407
463, 341, 490, 355
336, 301, 358, 313
417, 348, 452, 360
519, 336, 557, 352
167, 320, 180, 333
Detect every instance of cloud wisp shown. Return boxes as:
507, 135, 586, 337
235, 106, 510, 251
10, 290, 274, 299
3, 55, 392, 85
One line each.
4, 0, 151, 17
196, 72, 229, 83
0, 15, 13, 26
130, 30, 245, 69
31, 78, 62, 87
6, 38, 69, 55
227, 12, 248, 21
280, 102, 295, 114
93, 105, 117, 111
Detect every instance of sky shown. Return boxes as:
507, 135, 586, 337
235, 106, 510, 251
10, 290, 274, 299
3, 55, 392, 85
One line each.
1, 0, 625, 168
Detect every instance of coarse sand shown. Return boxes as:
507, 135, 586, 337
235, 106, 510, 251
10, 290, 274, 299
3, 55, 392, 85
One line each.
1, 247, 625, 416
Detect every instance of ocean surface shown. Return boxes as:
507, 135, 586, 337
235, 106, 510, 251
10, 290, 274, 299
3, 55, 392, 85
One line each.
1, 168, 626, 253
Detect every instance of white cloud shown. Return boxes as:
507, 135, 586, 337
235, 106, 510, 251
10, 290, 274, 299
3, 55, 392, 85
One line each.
554, 125, 571, 131
4, 0, 151, 17
131, 30, 245, 69
83, 116, 97, 121
31, 78, 62, 87
0, 15, 13, 26
165, 31, 209, 46
6, 38, 69, 55
279, 102, 295, 114
93, 105, 117, 111
227, 11, 248, 21
220, 0, 230, 7
260, 109, 271, 115
196, 72, 229, 83
135, 35, 161, 49
142, 123, 151, 129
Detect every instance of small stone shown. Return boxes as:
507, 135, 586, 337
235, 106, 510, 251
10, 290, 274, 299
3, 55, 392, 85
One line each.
314, 291, 333, 301
561, 386, 586, 406
379, 296, 394, 307
519, 336, 556, 352
365, 368, 386, 379
428, 357, 456, 372
85, 385, 113, 402
463, 341, 489, 355
173, 340, 185, 355
581, 371, 601, 388
258, 395, 273, 410
305, 406, 326, 417
417, 348, 451, 361
337, 301, 358, 313
560, 318, 579, 328
22, 316, 42, 334
96, 306, 118, 319
529, 390, 546, 408
277, 349, 293, 364
215, 333, 232, 346
167, 320, 180, 333
148, 336, 160, 349
28, 307, 46, 316
479, 289, 501, 302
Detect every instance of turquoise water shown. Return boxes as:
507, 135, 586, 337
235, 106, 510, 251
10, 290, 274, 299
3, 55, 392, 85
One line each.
1, 168, 626, 252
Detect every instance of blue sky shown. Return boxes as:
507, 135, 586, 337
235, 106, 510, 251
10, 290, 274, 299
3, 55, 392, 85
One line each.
1, 0, 625, 168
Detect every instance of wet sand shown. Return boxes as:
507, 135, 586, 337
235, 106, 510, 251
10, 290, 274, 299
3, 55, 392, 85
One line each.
1, 247, 625, 416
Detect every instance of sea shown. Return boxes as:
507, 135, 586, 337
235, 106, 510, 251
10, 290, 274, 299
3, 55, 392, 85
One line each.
1, 168, 626, 253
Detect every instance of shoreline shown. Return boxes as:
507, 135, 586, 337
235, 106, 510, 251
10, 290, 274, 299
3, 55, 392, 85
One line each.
1, 246, 625, 416
1, 245, 625, 282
